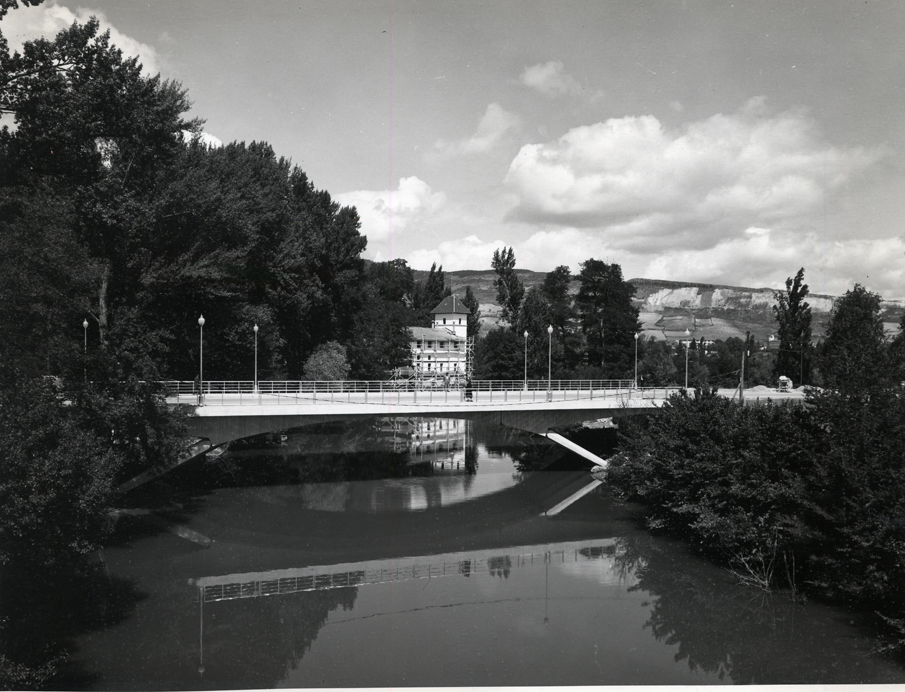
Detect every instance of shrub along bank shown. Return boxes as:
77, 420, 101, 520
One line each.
608, 386, 905, 649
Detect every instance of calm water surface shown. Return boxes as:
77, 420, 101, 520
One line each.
59, 418, 905, 688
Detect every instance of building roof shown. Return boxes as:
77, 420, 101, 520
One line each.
430, 294, 471, 315
410, 326, 466, 341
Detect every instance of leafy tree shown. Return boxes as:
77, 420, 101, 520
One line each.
890, 311, 905, 385
541, 265, 574, 336
412, 263, 450, 326
639, 338, 678, 386
0, 373, 118, 567
575, 259, 640, 375
303, 341, 351, 381
491, 246, 524, 327
145, 142, 366, 380
773, 268, 812, 386
517, 287, 553, 377
541, 265, 584, 370
474, 328, 522, 380
461, 285, 482, 338
346, 260, 414, 378
820, 284, 889, 396
610, 391, 823, 589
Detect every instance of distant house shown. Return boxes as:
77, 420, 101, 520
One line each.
409, 295, 471, 381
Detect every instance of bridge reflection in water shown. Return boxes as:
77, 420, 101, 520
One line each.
190, 538, 618, 604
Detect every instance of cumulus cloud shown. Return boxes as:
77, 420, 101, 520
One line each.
335, 176, 446, 251
407, 235, 509, 271
2, 1, 161, 75
180, 131, 223, 148
641, 228, 905, 298
407, 226, 904, 300
504, 98, 883, 254
520, 60, 601, 101
430, 103, 519, 159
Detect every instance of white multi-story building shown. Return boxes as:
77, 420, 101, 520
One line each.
410, 295, 471, 381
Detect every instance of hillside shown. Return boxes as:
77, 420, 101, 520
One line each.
412, 269, 904, 343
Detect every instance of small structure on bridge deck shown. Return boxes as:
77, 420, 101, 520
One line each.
409, 295, 474, 384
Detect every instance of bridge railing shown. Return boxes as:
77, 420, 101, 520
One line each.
164, 379, 680, 406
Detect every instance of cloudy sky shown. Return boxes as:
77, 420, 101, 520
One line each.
4, 0, 904, 298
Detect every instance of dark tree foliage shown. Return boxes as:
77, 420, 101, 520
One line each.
575, 259, 640, 376
411, 263, 450, 326
346, 260, 415, 378
1, 18, 199, 188
474, 328, 523, 380
773, 268, 812, 386
540, 265, 584, 370
2, 16, 370, 381
461, 285, 482, 338
610, 392, 826, 586
803, 387, 905, 605
612, 293, 905, 645
516, 287, 553, 378
0, 184, 99, 375
638, 338, 678, 386
491, 246, 524, 327
0, 373, 118, 567
891, 312, 905, 385
820, 284, 888, 397
541, 265, 574, 335
141, 141, 366, 379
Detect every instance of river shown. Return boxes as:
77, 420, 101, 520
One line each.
38, 417, 905, 687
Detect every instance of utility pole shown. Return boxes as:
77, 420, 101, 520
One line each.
739, 331, 750, 404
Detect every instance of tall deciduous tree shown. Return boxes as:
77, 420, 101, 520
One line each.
542, 265, 574, 337
821, 284, 888, 396
491, 246, 524, 327
461, 285, 482, 338
346, 260, 414, 379
575, 259, 640, 376
773, 268, 812, 386
412, 263, 450, 326
474, 328, 522, 380
517, 287, 554, 377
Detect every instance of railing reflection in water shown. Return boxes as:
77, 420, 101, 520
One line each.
193, 538, 618, 603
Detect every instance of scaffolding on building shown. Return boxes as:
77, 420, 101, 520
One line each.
465, 336, 474, 382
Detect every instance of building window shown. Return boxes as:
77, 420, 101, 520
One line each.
443, 318, 447, 324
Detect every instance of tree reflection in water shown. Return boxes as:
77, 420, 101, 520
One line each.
1, 561, 144, 689
195, 587, 358, 690
613, 532, 893, 685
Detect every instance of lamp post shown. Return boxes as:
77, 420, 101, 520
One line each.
547, 324, 553, 400
82, 318, 88, 382
634, 332, 640, 389
684, 328, 690, 389
198, 315, 205, 405
523, 330, 528, 390
600, 321, 604, 372
253, 323, 259, 392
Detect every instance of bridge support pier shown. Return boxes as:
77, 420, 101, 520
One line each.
543, 431, 607, 468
